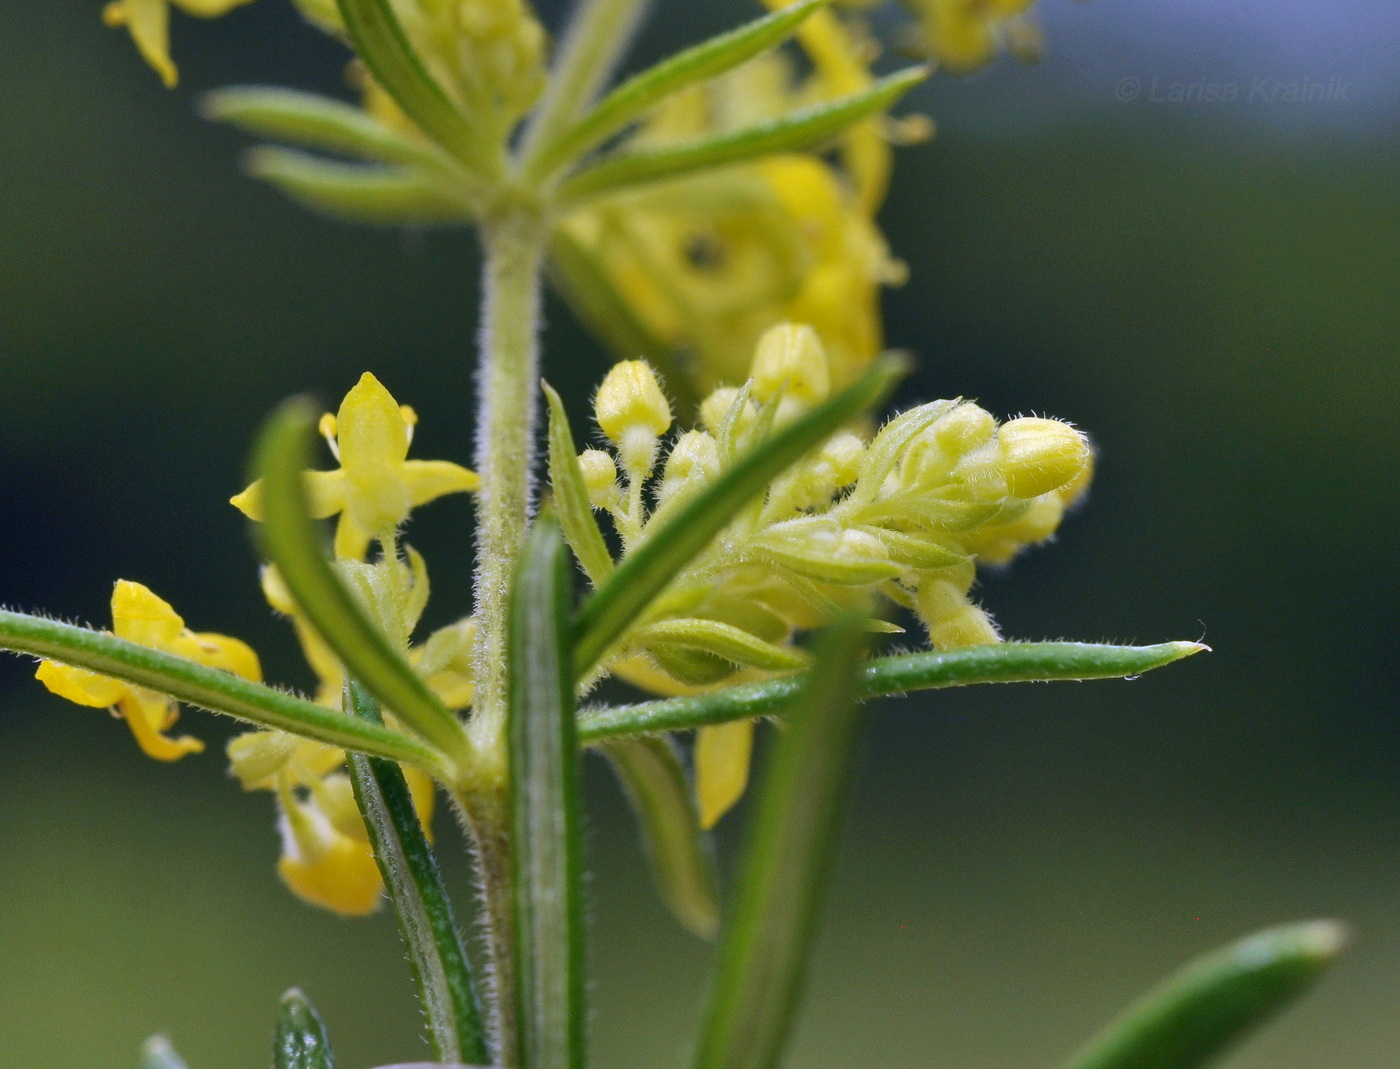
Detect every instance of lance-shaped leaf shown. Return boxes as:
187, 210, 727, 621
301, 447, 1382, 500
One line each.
202, 88, 460, 172
573, 354, 908, 676
334, 0, 493, 173
636, 618, 810, 672
544, 381, 615, 586
344, 680, 488, 1066
578, 641, 1207, 741
600, 735, 721, 938
0, 609, 446, 773
139, 1036, 189, 1069
251, 398, 471, 768
525, 0, 827, 181
275, 989, 336, 1069
556, 67, 927, 206
518, 0, 649, 165
509, 517, 587, 1069
1057, 920, 1347, 1069
245, 149, 475, 226
692, 618, 868, 1069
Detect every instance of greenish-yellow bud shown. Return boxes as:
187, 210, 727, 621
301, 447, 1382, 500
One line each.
750, 322, 831, 405
916, 578, 1001, 649
658, 430, 720, 506
577, 449, 620, 509
595, 360, 672, 473
997, 417, 1090, 499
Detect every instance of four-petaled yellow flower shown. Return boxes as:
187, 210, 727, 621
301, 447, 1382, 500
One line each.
103, 0, 258, 89
231, 372, 480, 561
36, 580, 261, 761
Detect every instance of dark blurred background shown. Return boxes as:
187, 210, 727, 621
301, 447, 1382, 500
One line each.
2, 0, 1397, 1066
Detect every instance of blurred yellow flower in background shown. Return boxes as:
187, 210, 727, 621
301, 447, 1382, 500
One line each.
103, 0, 258, 88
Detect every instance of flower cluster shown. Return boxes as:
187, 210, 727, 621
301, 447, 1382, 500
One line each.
224, 372, 478, 913
554, 4, 913, 393
555, 322, 1092, 825
38, 373, 480, 916
896, 0, 1045, 71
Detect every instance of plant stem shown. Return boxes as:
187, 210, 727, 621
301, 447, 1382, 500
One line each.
465, 199, 548, 1067
454, 788, 519, 1066
471, 203, 547, 771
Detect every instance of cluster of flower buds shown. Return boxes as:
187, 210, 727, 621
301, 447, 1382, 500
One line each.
555, 321, 1092, 823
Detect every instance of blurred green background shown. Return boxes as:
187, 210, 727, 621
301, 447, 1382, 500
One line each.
2, 1, 1397, 1066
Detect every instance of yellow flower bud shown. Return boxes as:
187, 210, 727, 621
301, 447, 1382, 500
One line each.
750, 322, 831, 405
577, 449, 620, 509
658, 430, 721, 506
915, 578, 1001, 649
595, 360, 673, 441
595, 361, 672, 475
997, 417, 1090, 499
818, 431, 867, 489
935, 403, 996, 454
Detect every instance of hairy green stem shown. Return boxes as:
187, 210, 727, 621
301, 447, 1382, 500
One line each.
471, 205, 547, 772
466, 200, 548, 1067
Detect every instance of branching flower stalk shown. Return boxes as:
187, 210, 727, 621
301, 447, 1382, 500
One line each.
0, 2, 1350, 1068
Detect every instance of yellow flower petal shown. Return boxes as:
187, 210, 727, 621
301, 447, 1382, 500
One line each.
278, 793, 384, 916
169, 630, 263, 682
695, 718, 755, 829
173, 0, 256, 16
277, 838, 384, 916
120, 692, 205, 761
35, 660, 126, 708
111, 580, 186, 648
229, 469, 348, 522
402, 460, 480, 508
104, 0, 178, 89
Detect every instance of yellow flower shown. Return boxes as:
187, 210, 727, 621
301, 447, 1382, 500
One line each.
229, 727, 438, 916
36, 580, 260, 761
102, 0, 258, 89
231, 372, 479, 560
900, 0, 1043, 72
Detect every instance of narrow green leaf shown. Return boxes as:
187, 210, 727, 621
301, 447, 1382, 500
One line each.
139, 1036, 188, 1069
578, 641, 1208, 742
202, 87, 459, 172
275, 989, 336, 1069
251, 398, 470, 767
638, 618, 809, 672
692, 618, 869, 1069
509, 517, 587, 1069
334, 0, 493, 173
526, 0, 827, 181
1058, 920, 1348, 1069
601, 735, 721, 939
557, 67, 927, 206
344, 680, 488, 1066
546, 230, 701, 414
518, 0, 649, 166
0, 608, 445, 772
544, 381, 615, 586
245, 148, 475, 225
573, 353, 909, 677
